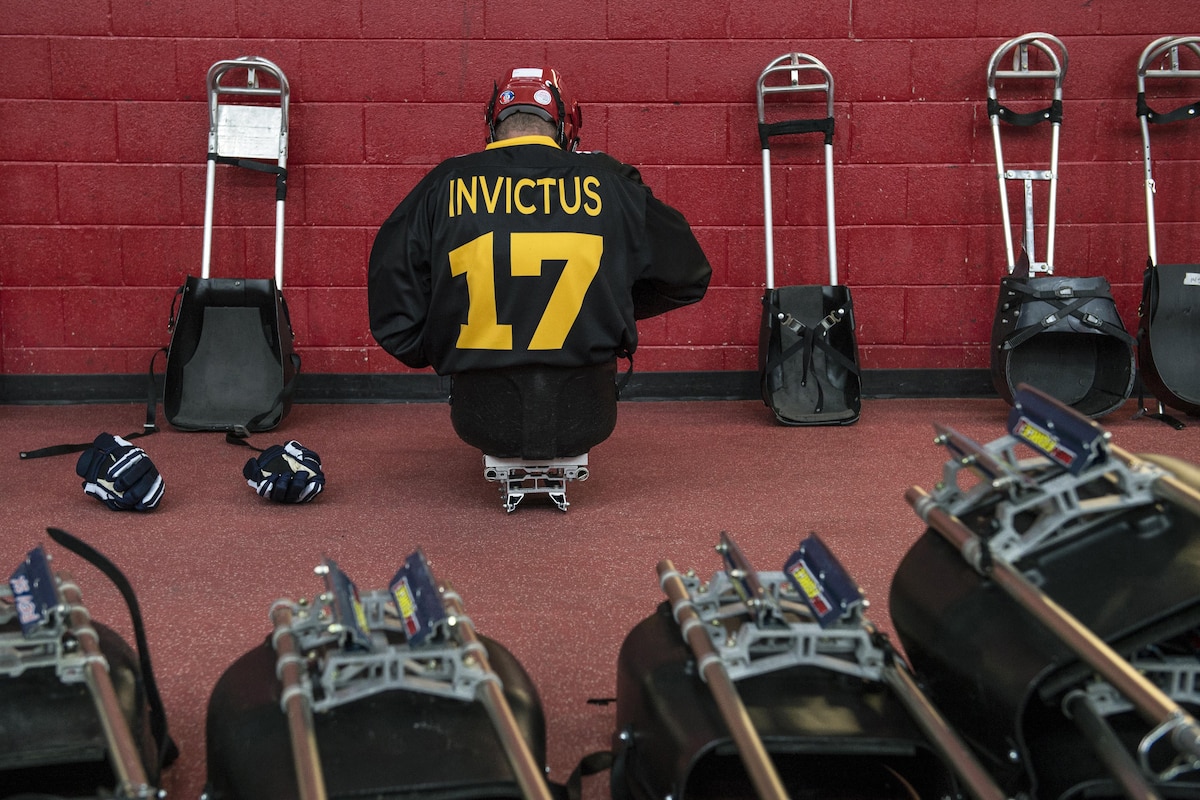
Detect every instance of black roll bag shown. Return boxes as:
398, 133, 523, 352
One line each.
892, 384, 1200, 798
2, 529, 174, 799
611, 531, 1006, 800
985, 33, 1135, 419
1135, 36, 1200, 423
755, 53, 861, 427
163, 56, 298, 433
204, 552, 553, 800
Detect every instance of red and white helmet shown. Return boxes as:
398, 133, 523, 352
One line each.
486, 66, 582, 150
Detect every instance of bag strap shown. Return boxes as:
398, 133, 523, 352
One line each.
999, 288, 1137, 351
19, 351, 161, 460
46, 527, 178, 771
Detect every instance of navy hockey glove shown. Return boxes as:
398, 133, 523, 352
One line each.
243, 441, 325, 503
75, 433, 165, 512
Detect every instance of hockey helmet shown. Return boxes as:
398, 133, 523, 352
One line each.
486, 66, 582, 150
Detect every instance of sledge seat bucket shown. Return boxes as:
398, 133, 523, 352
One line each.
755, 53, 861, 426
611, 532, 1005, 800
1136, 36, 1200, 421
891, 386, 1200, 798
451, 361, 617, 512
450, 361, 618, 460
163, 55, 297, 433
204, 553, 553, 800
991, 260, 1136, 418
985, 34, 1135, 419
2, 534, 173, 798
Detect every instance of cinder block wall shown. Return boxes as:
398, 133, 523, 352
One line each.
1, 1, 1196, 379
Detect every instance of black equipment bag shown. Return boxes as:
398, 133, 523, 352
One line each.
1139, 261, 1200, 417
203, 633, 547, 800
610, 601, 959, 800
1135, 36, 1200, 419
163, 274, 297, 432
755, 53, 861, 427
890, 463, 1200, 799
990, 254, 1136, 419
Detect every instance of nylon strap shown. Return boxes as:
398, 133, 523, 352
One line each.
989, 98, 1063, 127
1137, 93, 1200, 125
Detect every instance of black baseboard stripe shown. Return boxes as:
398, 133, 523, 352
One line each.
0, 370, 997, 405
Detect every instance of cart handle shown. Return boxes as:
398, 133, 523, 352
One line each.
755, 53, 839, 288
206, 56, 291, 136
986, 33, 1067, 274
1136, 36, 1200, 267
756, 53, 834, 127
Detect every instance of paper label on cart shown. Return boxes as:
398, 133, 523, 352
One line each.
1014, 416, 1076, 468
1184, 272, 1200, 286
216, 105, 283, 160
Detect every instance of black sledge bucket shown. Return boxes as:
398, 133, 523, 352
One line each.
990, 256, 1136, 419
451, 361, 618, 460
163, 55, 298, 433
985, 33, 1135, 419
611, 532, 1006, 800
892, 386, 1200, 798
2, 530, 174, 798
204, 553, 553, 800
1136, 35, 1200, 420
755, 53, 861, 427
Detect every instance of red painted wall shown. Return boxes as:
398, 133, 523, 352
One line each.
1, 0, 1197, 377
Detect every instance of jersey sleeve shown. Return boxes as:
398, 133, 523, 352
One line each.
368, 185, 436, 369
631, 192, 712, 320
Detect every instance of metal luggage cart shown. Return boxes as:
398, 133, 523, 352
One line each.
1135, 35, 1200, 427
986, 33, 1136, 420
756, 53, 861, 427
163, 56, 299, 433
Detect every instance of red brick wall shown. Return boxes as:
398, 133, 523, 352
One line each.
2, 0, 1196, 377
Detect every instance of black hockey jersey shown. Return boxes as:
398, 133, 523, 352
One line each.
368, 135, 711, 374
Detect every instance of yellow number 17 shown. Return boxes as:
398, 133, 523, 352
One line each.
449, 231, 603, 351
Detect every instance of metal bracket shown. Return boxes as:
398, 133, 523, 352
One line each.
483, 455, 589, 512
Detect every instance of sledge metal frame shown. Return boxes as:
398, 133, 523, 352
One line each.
203, 56, 290, 287
926, 419, 1162, 567
269, 560, 553, 800
659, 531, 1007, 800
1138, 35, 1200, 270
483, 454, 589, 513
1, 560, 155, 799
908, 385, 1200, 785
756, 52, 838, 290
987, 32, 1068, 275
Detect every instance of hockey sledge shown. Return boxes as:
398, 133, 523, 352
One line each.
756, 53, 861, 426
987, 33, 1136, 419
1, 529, 174, 798
163, 56, 298, 433
892, 384, 1200, 798
204, 551, 553, 800
1135, 35, 1200, 425
610, 531, 1004, 800
452, 361, 617, 512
